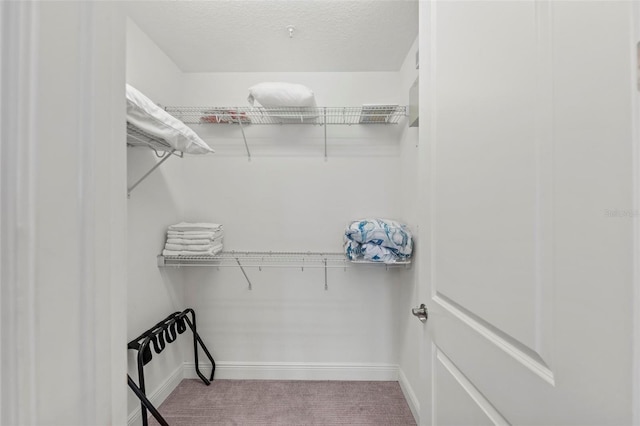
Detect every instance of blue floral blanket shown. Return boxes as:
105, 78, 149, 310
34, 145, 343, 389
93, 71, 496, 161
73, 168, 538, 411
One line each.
344, 219, 413, 263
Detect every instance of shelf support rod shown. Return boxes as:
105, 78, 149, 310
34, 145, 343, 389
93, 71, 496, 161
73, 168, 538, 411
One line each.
323, 107, 327, 161
235, 258, 252, 290
324, 258, 328, 290
237, 118, 251, 161
127, 149, 176, 197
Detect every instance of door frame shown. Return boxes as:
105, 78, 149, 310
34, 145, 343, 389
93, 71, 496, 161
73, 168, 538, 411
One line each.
417, 0, 434, 424
0, 2, 39, 423
0, 2, 127, 424
632, 1, 640, 424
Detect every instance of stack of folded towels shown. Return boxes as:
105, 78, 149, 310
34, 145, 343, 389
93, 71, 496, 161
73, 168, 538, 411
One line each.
162, 222, 224, 257
344, 219, 413, 263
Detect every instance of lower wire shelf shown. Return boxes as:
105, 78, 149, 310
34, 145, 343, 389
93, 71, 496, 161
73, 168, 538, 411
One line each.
157, 251, 411, 268
157, 251, 411, 290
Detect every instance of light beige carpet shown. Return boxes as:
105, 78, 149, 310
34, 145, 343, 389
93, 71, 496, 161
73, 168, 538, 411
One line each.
148, 379, 416, 426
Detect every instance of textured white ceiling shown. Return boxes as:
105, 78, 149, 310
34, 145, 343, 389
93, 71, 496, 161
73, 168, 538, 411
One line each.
125, 0, 418, 72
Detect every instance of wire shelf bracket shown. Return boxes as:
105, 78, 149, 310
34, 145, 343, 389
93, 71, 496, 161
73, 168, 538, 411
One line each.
127, 122, 184, 197
235, 257, 253, 290
237, 116, 251, 161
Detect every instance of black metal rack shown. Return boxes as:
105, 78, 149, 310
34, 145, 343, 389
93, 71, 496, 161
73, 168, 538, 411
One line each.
127, 308, 215, 426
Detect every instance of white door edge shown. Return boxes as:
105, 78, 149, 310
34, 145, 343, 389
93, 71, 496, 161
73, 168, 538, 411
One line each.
631, 2, 640, 424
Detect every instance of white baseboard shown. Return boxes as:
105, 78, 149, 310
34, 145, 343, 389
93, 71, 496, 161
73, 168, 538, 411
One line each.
183, 361, 400, 381
127, 364, 184, 426
398, 368, 420, 425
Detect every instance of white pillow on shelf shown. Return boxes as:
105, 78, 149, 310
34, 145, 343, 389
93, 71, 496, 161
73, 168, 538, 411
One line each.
126, 84, 214, 155
247, 82, 316, 108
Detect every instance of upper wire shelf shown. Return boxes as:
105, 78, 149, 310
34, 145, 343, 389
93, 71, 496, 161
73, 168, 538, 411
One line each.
164, 106, 407, 126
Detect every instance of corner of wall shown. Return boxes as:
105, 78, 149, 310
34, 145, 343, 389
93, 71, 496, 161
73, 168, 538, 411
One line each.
125, 17, 186, 105
126, 15, 190, 420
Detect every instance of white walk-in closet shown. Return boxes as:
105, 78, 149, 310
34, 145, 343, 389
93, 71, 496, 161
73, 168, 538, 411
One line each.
1, 1, 638, 425
125, 2, 421, 424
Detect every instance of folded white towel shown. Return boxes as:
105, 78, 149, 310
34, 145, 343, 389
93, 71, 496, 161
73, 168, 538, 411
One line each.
168, 222, 222, 232
165, 237, 223, 251
165, 243, 211, 251
166, 230, 224, 239
162, 243, 223, 257
167, 229, 222, 234
166, 238, 211, 245
167, 233, 224, 247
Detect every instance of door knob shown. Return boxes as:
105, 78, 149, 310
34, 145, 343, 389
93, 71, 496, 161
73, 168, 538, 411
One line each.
412, 304, 428, 323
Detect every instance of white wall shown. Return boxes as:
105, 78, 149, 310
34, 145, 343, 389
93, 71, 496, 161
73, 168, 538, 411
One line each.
175, 71, 411, 374
126, 18, 183, 106
126, 18, 188, 424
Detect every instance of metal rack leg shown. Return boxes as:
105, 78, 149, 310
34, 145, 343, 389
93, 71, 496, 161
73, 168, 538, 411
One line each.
127, 308, 215, 426
184, 310, 216, 383
128, 375, 169, 426
137, 342, 150, 426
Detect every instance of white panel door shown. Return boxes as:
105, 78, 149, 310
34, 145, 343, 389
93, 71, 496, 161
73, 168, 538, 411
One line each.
418, 1, 635, 424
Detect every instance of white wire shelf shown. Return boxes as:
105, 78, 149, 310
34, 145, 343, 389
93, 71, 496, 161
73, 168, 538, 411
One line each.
127, 122, 176, 153
163, 106, 407, 161
157, 251, 411, 290
158, 251, 411, 267
159, 251, 345, 268
164, 106, 407, 126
